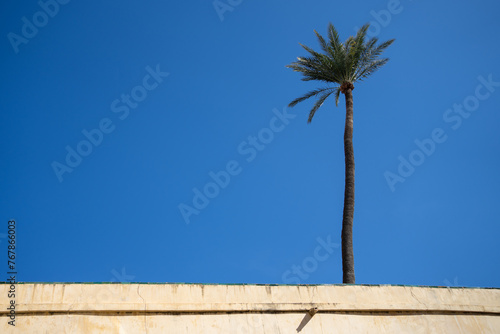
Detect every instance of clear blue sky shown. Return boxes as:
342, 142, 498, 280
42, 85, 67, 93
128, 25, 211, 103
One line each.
1, 0, 499, 287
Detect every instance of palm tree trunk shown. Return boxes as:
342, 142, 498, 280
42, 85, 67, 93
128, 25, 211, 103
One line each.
342, 88, 355, 284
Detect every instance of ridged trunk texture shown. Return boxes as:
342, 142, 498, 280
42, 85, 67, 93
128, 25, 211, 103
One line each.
342, 89, 355, 284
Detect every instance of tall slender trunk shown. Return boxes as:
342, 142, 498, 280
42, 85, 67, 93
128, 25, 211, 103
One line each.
341, 88, 355, 284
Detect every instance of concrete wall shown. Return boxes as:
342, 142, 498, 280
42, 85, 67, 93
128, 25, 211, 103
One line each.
0, 283, 499, 333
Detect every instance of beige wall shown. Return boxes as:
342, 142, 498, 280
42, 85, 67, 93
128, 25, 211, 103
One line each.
1, 283, 499, 333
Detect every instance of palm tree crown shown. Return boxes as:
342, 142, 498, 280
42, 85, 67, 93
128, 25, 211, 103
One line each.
287, 23, 394, 122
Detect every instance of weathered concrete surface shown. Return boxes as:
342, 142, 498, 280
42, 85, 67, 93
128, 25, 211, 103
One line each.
0, 283, 499, 333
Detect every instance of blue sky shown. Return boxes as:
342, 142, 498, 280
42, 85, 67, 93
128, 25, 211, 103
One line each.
1, 0, 499, 287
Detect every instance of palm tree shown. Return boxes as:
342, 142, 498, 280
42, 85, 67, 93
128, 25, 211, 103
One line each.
287, 23, 394, 284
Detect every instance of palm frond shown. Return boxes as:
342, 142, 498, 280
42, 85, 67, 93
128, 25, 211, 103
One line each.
288, 87, 336, 108
356, 58, 389, 80
299, 43, 323, 59
314, 30, 329, 55
334, 87, 342, 106
308, 89, 335, 123
327, 23, 342, 50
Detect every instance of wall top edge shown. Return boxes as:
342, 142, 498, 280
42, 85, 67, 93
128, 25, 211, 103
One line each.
0, 282, 498, 290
